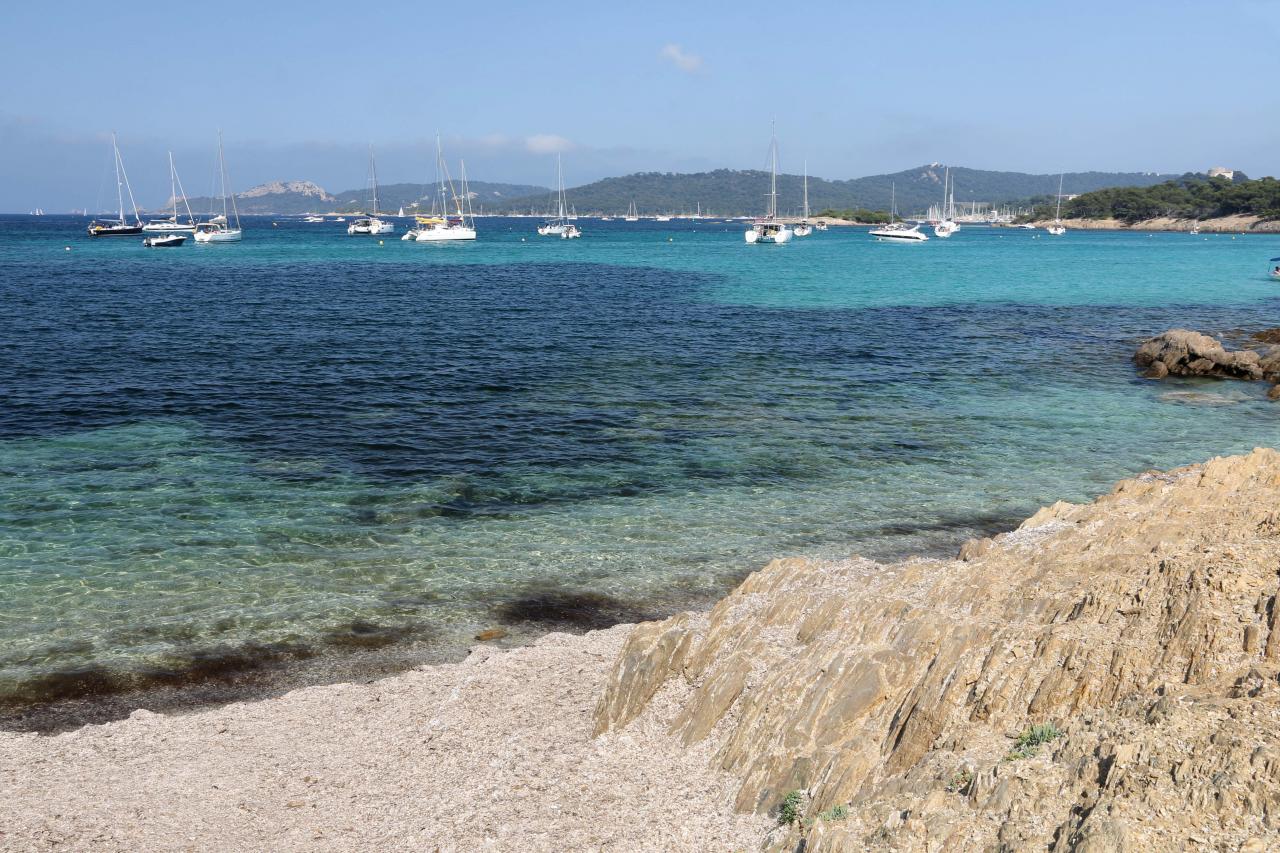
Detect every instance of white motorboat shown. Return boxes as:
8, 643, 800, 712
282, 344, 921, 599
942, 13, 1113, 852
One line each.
405, 136, 478, 242
1046, 173, 1067, 236
655, 214, 672, 222
815, 222, 828, 231
869, 182, 927, 242
348, 146, 395, 235
745, 125, 792, 245
303, 215, 325, 222
870, 222, 929, 242
561, 223, 581, 239
537, 154, 577, 238
1189, 222, 1201, 235
144, 152, 197, 232
87, 132, 144, 237
143, 233, 187, 247
793, 162, 813, 237
932, 166, 960, 238
193, 132, 243, 243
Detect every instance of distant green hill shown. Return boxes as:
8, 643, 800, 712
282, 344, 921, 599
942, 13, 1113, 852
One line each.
1024, 172, 1278, 223
177, 167, 1177, 217
182, 180, 549, 215
498, 167, 1174, 217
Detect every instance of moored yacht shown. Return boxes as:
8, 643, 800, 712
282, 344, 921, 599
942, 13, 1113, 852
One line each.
869, 182, 928, 242
87, 132, 144, 237
793, 163, 813, 237
537, 154, 576, 237
144, 152, 197, 232
624, 201, 639, 222
193, 132, 242, 243
405, 136, 477, 242
745, 125, 792, 244
1046, 173, 1067, 236
932, 166, 959, 238
348, 146, 394, 235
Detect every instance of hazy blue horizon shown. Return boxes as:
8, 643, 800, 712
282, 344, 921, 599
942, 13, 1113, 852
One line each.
4, 0, 1279, 211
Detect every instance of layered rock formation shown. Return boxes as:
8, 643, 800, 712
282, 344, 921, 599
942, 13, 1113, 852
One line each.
1136, 329, 1280, 399
595, 449, 1280, 850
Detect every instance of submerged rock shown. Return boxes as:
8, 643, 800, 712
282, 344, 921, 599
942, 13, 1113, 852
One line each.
595, 448, 1280, 851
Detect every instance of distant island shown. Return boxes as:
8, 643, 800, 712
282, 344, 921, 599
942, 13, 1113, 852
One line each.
175, 166, 1174, 218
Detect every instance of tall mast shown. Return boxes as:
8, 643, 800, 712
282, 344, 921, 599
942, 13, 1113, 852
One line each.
557, 154, 566, 220
217, 131, 240, 228
112, 132, 125, 223
802, 161, 809, 219
369, 144, 380, 216
113, 133, 141, 225
768, 123, 778, 219
169, 151, 178, 220
1055, 173, 1064, 221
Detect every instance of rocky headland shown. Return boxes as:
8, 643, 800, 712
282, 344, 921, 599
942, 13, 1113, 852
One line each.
6, 450, 1280, 850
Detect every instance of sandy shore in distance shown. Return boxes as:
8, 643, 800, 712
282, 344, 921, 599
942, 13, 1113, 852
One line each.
0, 624, 770, 852
1029, 213, 1280, 233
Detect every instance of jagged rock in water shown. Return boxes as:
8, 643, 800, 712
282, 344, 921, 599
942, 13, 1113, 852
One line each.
594, 449, 1280, 851
1134, 329, 1263, 380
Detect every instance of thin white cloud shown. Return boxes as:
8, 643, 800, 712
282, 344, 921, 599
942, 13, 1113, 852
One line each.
659, 43, 702, 73
525, 134, 573, 154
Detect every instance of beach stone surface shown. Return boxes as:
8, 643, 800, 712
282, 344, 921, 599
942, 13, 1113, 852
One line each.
0, 627, 769, 851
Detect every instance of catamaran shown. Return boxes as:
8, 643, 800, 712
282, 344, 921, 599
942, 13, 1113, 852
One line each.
745, 126, 792, 244
144, 152, 197, 232
537, 155, 577, 237
1046, 173, 1067, 236
87, 132, 144, 237
933, 166, 959, 238
348, 145, 394, 235
869, 182, 928, 242
193, 132, 242, 243
403, 136, 477, 242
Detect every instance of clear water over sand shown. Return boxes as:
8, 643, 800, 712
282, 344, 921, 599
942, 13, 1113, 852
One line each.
3, 215, 1279, 713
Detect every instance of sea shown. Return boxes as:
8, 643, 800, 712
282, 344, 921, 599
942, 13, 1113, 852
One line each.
3, 214, 1279, 728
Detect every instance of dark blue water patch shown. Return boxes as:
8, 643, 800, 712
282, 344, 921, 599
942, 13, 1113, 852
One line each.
4, 258, 1280, 519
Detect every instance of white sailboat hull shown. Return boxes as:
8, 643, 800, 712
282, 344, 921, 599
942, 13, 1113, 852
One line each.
348, 218, 395, 235
933, 221, 959, 238
415, 226, 477, 242
143, 221, 195, 233
194, 228, 243, 243
746, 224, 792, 244
538, 223, 567, 236
793, 224, 812, 237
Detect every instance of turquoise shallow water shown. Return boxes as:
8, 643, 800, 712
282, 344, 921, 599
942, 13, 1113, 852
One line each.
2, 215, 1279, 720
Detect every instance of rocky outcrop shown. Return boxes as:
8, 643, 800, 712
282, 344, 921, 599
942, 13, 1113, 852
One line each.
594, 449, 1280, 851
1134, 329, 1266, 380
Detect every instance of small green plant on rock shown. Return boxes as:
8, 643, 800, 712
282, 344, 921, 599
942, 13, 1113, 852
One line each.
818, 804, 849, 822
778, 790, 804, 826
1004, 722, 1063, 761
946, 767, 974, 793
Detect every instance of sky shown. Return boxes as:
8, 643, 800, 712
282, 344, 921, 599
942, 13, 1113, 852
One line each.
3, 0, 1279, 211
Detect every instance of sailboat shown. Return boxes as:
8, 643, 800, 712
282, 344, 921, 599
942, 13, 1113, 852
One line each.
537, 155, 579, 237
144, 152, 197, 232
193, 131, 243, 243
87, 132, 143, 237
745, 125, 792, 244
1046, 173, 1067, 236
869, 182, 928, 242
348, 146, 395, 235
624, 200, 639, 222
404, 136, 477, 242
933, 166, 959, 238
793, 162, 813, 237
